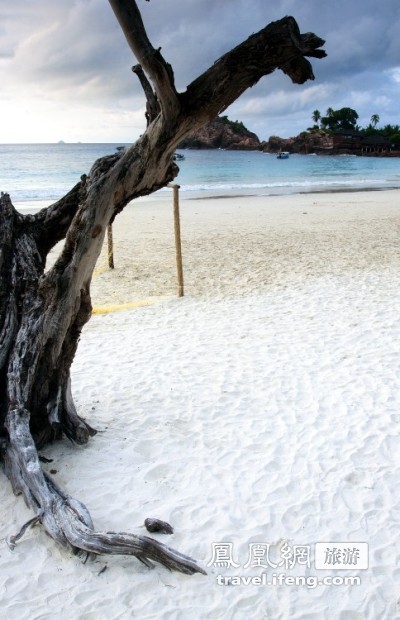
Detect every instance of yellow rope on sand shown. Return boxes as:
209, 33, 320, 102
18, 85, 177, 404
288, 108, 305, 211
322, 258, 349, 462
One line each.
92, 300, 153, 315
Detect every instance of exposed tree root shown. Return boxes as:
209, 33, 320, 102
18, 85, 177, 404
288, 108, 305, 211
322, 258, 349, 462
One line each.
4, 407, 206, 575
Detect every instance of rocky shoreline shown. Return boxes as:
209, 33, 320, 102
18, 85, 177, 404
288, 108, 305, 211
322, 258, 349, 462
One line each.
260, 130, 400, 156
179, 118, 400, 156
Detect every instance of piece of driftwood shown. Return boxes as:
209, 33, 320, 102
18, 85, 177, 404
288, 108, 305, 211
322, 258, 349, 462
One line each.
0, 0, 325, 576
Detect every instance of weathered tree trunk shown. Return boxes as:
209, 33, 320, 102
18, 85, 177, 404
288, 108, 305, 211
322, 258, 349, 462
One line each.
0, 1, 325, 575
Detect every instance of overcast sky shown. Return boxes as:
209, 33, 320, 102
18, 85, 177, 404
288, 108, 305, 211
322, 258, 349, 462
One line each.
1, 0, 399, 143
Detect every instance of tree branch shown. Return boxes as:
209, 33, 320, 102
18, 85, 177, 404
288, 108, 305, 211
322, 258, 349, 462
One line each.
25, 180, 85, 257
181, 16, 326, 124
132, 64, 160, 125
108, 0, 179, 118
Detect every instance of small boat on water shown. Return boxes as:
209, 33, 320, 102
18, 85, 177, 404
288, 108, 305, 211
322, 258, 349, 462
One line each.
173, 152, 185, 161
277, 151, 289, 159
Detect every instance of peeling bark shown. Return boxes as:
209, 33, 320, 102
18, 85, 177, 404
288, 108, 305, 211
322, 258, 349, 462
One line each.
0, 1, 325, 576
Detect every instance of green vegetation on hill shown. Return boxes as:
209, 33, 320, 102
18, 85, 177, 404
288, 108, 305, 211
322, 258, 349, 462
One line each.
219, 115, 251, 136
310, 107, 400, 144
179, 115, 260, 150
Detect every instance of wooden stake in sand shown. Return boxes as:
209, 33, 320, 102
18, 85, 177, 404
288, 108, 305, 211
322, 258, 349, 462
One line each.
107, 223, 114, 269
168, 183, 184, 297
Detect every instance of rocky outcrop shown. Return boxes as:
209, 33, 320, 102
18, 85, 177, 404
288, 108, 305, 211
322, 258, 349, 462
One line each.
261, 129, 400, 156
180, 121, 400, 156
261, 130, 334, 154
179, 116, 260, 150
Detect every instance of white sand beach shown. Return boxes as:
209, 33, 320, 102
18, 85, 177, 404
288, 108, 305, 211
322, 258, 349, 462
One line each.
1, 189, 400, 619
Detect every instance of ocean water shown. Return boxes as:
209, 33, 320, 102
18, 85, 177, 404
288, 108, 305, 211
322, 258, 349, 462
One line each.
1, 143, 399, 206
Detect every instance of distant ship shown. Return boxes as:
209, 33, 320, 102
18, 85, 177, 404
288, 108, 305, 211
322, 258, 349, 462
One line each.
277, 151, 289, 159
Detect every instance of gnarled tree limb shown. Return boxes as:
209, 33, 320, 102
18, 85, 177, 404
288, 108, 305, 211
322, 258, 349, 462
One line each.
132, 64, 160, 125
181, 16, 326, 124
108, 0, 179, 119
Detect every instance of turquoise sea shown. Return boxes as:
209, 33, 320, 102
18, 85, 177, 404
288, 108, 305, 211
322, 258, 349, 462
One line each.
1, 143, 399, 206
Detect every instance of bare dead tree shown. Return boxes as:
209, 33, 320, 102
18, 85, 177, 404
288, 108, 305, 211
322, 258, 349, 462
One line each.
0, 0, 325, 575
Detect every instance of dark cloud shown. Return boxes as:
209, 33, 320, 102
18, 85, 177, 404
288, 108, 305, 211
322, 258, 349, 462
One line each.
1, 0, 399, 140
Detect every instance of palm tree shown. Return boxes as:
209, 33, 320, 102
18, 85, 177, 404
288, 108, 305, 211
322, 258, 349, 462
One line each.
326, 107, 335, 118
312, 109, 321, 126
370, 114, 380, 128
